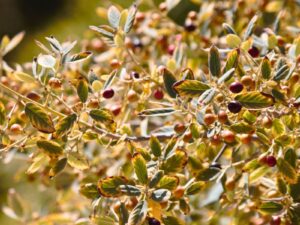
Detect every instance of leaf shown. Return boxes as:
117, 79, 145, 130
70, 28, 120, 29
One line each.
89, 109, 114, 124
124, 4, 137, 33
242, 110, 257, 124
14, 71, 36, 83
173, 80, 210, 98
79, 183, 100, 199
235, 91, 274, 109
107, 6, 121, 29
37, 54, 56, 68
138, 108, 176, 117
89, 25, 115, 38
259, 202, 283, 214
54, 113, 77, 138
272, 118, 285, 137
277, 158, 297, 184
158, 175, 179, 190
149, 170, 164, 188
150, 136, 162, 157
2, 31, 25, 55
217, 68, 235, 84
127, 200, 147, 225
162, 68, 177, 98
274, 64, 289, 81
132, 153, 148, 184
209, 45, 221, 77
222, 23, 236, 34
49, 158, 67, 177
261, 56, 272, 79
243, 15, 258, 40
223, 49, 239, 73
36, 140, 63, 156
197, 88, 216, 105
151, 189, 171, 202
0, 102, 6, 125
68, 51, 92, 63
284, 148, 297, 168
98, 176, 128, 197
7, 189, 26, 219
196, 167, 221, 181
25, 103, 55, 133
226, 34, 241, 48
67, 152, 89, 170
230, 122, 254, 134
162, 216, 185, 225
277, 177, 287, 195
249, 166, 269, 183
119, 185, 141, 196
27, 153, 48, 174
103, 70, 117, 90
185, 181, 203, 195
162, 150, 188, 173
77, 78, 89, 103
45, 36, 62, 53
94, 216, 116, 225
289, 176, 300, 202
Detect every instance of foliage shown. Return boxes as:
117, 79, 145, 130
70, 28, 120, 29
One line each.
0, 0, 300, 225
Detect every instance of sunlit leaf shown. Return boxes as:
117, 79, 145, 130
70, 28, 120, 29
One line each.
235, 91, 274, 109
36, 140, 63, 156
132, 153, 148, 184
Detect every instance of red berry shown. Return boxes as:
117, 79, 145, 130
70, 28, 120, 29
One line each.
222, 130, 235, 143
148, 217, 161, 225
228, 101, 242, 113
110, 105, 121, 116
153, 89, 164, 100
229, 82, 244, 93
102, 88, 114, 99
248, 46, 260, 58
167, 44, 175, 55
266, 155, 277, 167
270, 216, 281, 225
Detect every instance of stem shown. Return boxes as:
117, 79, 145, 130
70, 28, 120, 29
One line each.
212, 143, 228, 164
0, 83, 174, 142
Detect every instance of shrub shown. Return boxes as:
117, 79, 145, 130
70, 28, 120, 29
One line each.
0, 1, 300, 224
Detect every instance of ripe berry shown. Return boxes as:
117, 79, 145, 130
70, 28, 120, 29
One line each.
218, 110, 228, 124
211, 135, 221, 146
266, 155, 277, 167
229, 82, 244, 93
131, 71, 140, 79
258, 154, 268, 165
48, 77, 62, 89
153, 88, 164, 100
248, 46, 260, 58
221, 130, 235, 143
26, 91, 41, 101
204, 113, 216, 125
184, 20, 196, 32
110, 59, 121, 69
102, 88, 114, 99
148, 217, 161, 225
173, 187, 185, 199
183, 132, 193, 143
188, 11, 198, 20
227, 101, 242, 113
167, 44, 175, 55
270, 216, 281, 225
10, 123, 22, 134
174, 123, 186, 134
240, 134, 252, 144
110, 105, 121, 116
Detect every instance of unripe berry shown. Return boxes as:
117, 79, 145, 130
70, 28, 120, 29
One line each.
225, 178, 236, 191
26, 91, 41, 101
183, 132, 193, 143
266, 155, 277, 167
127, 90, 139, 102
10, 123, 22, 134
248, 46, 260, 58
188, 11, 198, 20
113, 202, 121, 213
240, 134, 252, 144
258, 154, 268, 165
110, 59, 121, 69
227, 101, 242, 113
229, 82, 244, 93
262, 116, 272, 128
218, 110, 228, 124
153, 88, 164, 100
241, 75, 253, 86
173, 187, 185, 199
102, 88, 114, 99
221, 130, 235, 143
215, 93, 224, 103
167, 44, 175, 55
204, 113, 216, 125
88, 98, 99, 108
174, 123, 186, 134
48, 77, 62, 89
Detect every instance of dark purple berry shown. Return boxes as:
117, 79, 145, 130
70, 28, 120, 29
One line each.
102, 88, 114, 99
229, 82, 244, 93
248, 46, 260, 58
227, 101, 242, 113
148, 217, 161, 225
153, 89, 164, 100
131, 71, 140, 79
184, 20, 196, 32
266, 155, 277, 167
270, 216, 281, 225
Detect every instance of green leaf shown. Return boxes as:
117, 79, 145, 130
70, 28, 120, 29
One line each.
243, 15, 258, 40
124, 4, 137, 33
132, 153, 148, 184
243, 159, 260, 171
149, 170, 164, 188
98, 176, 128, 197
127, 200, 147, 225
217, 68, 235, 84
284, 148, 297, 168
7, 189, 26, 219
242, 110, 257, 124
49, 158, 67, 177
271, 118, 285, 137
36, 140, 63, 156
94, 216, 116, 225
274, 64, 289, 81
173, 80, 210, 98
68, 51, 92, 63
103, 70, 117, 90
27, 153, 48, 174
198, 88, 216, 105
89, 25, 115, 39
261, 56, 272, 79
277, 177, 287, 194
196, 167, 220, 181
89, 109, 114, 124
277, 158, 297, 184
162, 216, 185, 225
14, 71, 36, 83
54, 113, 77, 138
138, 108, 175, 117
222, 23, 236, 34
230, 122, 254, 133
162, 68, 177, 98
119, 185, 141, 196
185, 181, 203, 195
289, 176, 300, 202
235, 91, 274, 109
157, 175, 179, 190
249, 166, 269, 182
259, 202, 283, 214
226, 34, 241, 48
107, 6, 121, 29
209, 45, 221, 77
162, 150, 188, 173
0, 102, 6, 125
77, 78, 89, 103
25, 103, 55, 133
223, 49, 239, 73
67, 152, 89, 170
79, 183, 100, 199
151, 189, 171, 202
150, 136, 162, 157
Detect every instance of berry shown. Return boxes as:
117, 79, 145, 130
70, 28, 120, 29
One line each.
153, 89, 164, 100
188, 11, 198, 20
266, 155, 277, 167
26, 91, 41, 101
258, 154, 268, 165
222, 130, 235, 143
227, 101, 242, 113
102, 88, 114, 99
127, 90, 139, 102
173, 187, 185, 199
262, 116, 273, 128
248, 46, 260, 58
131, 71, 140, 79
218, 110, 228, 124
184, 20, 196, 32
110, 105, 121, 116
48, 77, 62, 89
148, 217, 161, 225
110, 59, 121, 69
204, 113, 216, 125
270, 216, 281, 225
174, 123, 186, 134
229, 82, 244, 93
167, 44, 175, 55
211, 135, 221, 146
183, 132, 193, 143
241, 75, 253, 87
88, 98, 99, 108
10, 123, 22, 134
240, 134, 252, 144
